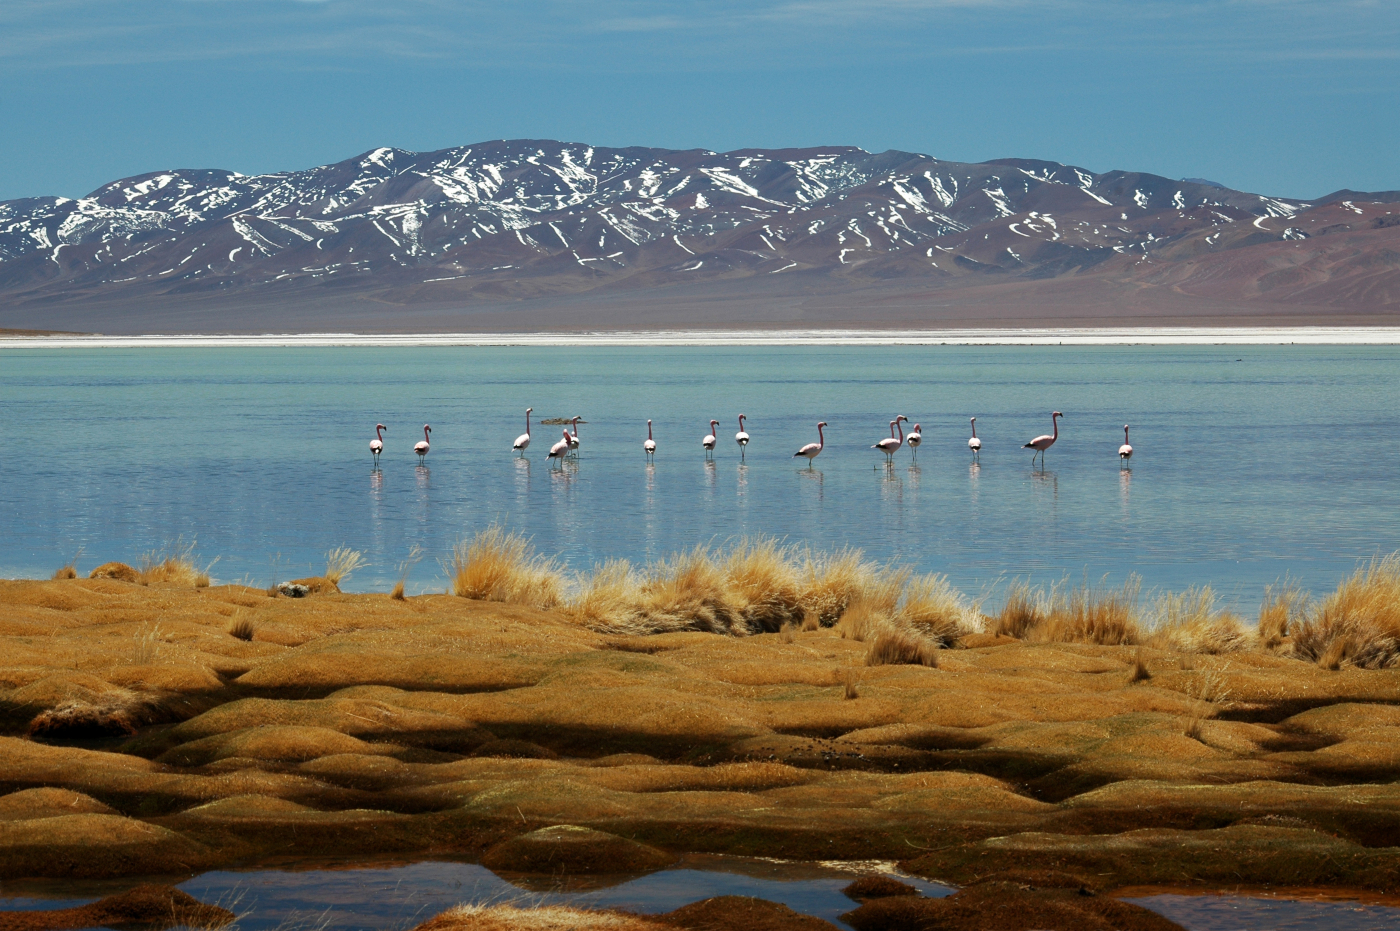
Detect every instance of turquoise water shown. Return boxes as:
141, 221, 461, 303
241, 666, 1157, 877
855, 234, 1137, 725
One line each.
2, 345, 1398, 606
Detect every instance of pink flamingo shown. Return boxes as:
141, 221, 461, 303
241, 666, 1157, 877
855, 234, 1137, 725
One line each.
702, 419, 718, 459
906, 422, 922, 461
794, 421, 827, 468
735, 414, 750, 460
1119, 424, 1133, 468
370, 424, 385, 466
414, 424, 431, 463
547, 428, 571, 468
1023, 411, 1062, 468
568, 416, 582, 458
512, 408, 532, 456
873, 415, 907, 464
968, 417, 981, 460
644, 420, 656, 460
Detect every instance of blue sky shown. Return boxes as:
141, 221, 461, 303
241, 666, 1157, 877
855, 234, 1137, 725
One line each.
2, 0, 1397, 202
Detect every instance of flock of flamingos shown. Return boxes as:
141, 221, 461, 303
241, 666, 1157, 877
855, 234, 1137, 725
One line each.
369, 410, 1136, 471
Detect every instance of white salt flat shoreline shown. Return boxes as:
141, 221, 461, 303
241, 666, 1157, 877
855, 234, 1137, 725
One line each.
4, 327, 1400, 348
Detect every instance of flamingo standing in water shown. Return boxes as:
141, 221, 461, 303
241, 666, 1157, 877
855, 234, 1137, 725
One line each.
547, 429, 571, 468
1119, 425, 1133, 468
906, 423, 922, 461
370, 424, 386, 466
735, 414, 750, 460
968, 417, 981, 460
568, 416, 582, 458
414, 425, 431, 464
1023, 411, 1062, 468
702, 420, 719, 459
644, 420, 657, 461
512, 408, 532, 456
794, 421, 827, 468
873, 415, 907, 464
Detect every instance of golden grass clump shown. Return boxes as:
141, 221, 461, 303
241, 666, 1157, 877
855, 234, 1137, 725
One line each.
1183, 663, 1233, 741
994, 575, 1140, 646
840, 666, 862, 699
391, 545, 424, 601
323, 546, 367, 587
450, 525, 561, 609
797, 546, 881, 627
136, 538, 213, 587
1258, 579, 1309, 651
228, 616, 254, 641
51, 564, 78, 580
899, 572, 979, 647
723, 538, 804, 631
414, 904, 665, 931
1128, 647, 1151, 683
1144, 586, 1252, 654
1291, 554, 1400, 669
866, 628, 939, 668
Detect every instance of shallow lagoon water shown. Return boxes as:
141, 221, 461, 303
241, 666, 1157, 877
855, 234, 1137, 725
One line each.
4, 859, 1400, 931
3, 344, 1399, 605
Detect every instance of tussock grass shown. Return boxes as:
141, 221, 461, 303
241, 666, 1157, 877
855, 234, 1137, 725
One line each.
391, 545, 424, 601
450, 525, 561, 609
1144, 587, 1252, 654
840, 666, 862, 700
866, 628, 939, 667
899, 573, 979, 647
798, 547, 883, 628
1292, 554, 1400, 669
323, 547, 367, 587
1128, 647, 1151, 683
994, 576, 1141, 646
228, 616, 254, 641
137, 538, 214, 587
1259, 579, 1309, 651
51, 564, 78, 580
133, 624, 163, 665
1183, 663, 1233, 741
724, 538, 804, 631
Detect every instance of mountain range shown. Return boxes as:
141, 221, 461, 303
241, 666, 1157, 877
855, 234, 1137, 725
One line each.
1, 140, 1397, 332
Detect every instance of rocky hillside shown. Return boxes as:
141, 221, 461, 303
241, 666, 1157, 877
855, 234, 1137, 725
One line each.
1, 141, 1397, 330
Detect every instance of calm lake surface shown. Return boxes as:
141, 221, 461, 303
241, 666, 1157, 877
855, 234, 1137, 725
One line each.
3, 859, 1399, 931
2, 344, 1398, 607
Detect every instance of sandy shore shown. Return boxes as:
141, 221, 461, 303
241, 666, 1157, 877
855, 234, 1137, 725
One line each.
4, 326, 1400, 349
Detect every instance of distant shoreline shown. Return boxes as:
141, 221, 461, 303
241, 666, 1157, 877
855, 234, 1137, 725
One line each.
5, 326, 1400, 348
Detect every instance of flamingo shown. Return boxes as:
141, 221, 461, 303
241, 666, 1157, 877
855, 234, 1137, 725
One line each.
702, 419, 718, 459
906, 423, 922, 461
414, 424, 431, 463
370, 423, 385, 465
568, 416, 582, 458
1023, 411, 1062, 468
873, 415, 907, 463
968, 417, 981, 460
794, 421, 827, 468
735, 414, 750, 460
1119, 424, 1133, 467
512, 408, 532, 456
644, 420, 657, 460
548, 429, 571, 468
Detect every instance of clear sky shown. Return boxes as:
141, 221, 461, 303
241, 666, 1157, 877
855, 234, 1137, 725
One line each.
2, 1, 1397, 203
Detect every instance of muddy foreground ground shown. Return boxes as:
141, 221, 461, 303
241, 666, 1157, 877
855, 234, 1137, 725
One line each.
2, 577, 1399, 926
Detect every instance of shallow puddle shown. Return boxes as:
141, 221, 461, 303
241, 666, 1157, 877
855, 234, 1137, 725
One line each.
4, 857, 1400, 931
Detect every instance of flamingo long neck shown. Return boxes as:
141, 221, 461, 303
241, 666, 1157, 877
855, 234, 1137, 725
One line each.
817, 423, 825, 449
423, 426, 430, 443
647, 422, 653, 441
971, 419, 977, 439
525, 410, 531, 434
1051, 415, 1059, 441
739, 415, 745, 430
711, 423, 717, 437
1124, 426, 1130, 443
895, 420, 904, 443
376, 425, 384, 442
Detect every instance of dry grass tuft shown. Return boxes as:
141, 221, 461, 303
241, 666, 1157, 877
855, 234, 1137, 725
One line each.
391, 545, 424, 601
993, 578, 1046, 639
450, 525, 561, 609
1145, 587, 1252, 654
414, 903, 665, 931
51, 564, 78, 580
995, 576, 1141, 645
324, 546, 367, 587
1183, 663, 1233, 741
1127, 647, 1151, 683
900, 572, 979, 646
1259, 579, 1309, 651
724, 538, 804, 631
228, 616, 254, 641
798, 547, 882, 627
132, 624, 163, 665
840, 666, 862, 700
836, 598, 886, 643
137, 538, 214, 587
1291, 554, 1400, 669
866, 628, 939, 667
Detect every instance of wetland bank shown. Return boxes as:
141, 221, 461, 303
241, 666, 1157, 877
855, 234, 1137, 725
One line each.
3, 535, 1400, 930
